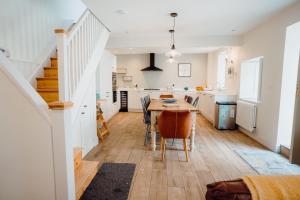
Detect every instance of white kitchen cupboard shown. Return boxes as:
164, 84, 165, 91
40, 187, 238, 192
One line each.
97, 50, 120, 120
101, 92, 120, 120
128, 91, 142, 111
198, 92, 237, 124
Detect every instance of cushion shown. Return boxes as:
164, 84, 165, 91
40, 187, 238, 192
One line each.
206, 179, 251, 200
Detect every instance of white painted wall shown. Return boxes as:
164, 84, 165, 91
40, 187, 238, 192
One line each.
0, 63, 55, 199
97, 50, 120, 121
53, 0, 86, 22
116, 53, 207, 89
237, 2, 300, 151
206, 47, 240, 93
0, 0, 86, 80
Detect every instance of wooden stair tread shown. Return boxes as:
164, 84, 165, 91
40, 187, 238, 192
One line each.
75, 160, 99, 200
37, 88, 58, 92
36, 77, 58, 80
44, 67, 57, 70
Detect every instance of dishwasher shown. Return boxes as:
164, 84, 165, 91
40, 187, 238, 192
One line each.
215, 101, 237, 130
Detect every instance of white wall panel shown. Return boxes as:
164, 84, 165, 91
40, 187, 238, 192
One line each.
0, 0, 86, 80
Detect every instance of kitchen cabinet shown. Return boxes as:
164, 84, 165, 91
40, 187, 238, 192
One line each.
97, 51, 120, 120
198, 92, 237, 124
198, 93, 214, 123
128, 91, 142, 110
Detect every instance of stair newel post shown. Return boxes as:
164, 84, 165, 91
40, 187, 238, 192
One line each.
48, 102, 75, 200
55, 29, 70, 101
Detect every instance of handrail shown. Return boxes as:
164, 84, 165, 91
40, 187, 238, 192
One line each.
66, 9, 110, 39
88, 9, 111, 32
0, 48, 10, 58
66, 9, 90, 39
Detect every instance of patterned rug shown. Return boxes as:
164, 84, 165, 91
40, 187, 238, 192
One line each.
235, 149, 300, 175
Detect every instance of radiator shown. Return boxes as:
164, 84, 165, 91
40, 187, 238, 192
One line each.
236, 100, 257, 132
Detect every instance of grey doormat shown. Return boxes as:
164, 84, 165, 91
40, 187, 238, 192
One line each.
235, 149, 300, 175
80, 163, 136, 200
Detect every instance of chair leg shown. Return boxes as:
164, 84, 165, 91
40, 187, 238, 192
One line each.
163, 138, 166, 161
144, 126, 147, 146
144, 124, 150, 146
183, 138, 189, 162
161, 137, 165, 161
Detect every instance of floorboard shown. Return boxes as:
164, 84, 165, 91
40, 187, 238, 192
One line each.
85, 112, 264, 200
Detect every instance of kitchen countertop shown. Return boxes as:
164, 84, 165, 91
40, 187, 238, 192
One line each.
117, 87, 197, 92
117, 87, 237, 96
199, 90, 237, 96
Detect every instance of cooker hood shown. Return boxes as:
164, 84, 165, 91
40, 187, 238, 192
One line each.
141, 53, 162, 71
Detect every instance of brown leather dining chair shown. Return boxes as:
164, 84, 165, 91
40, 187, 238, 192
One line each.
159, 94, 174, 98
157, 110, 192, 161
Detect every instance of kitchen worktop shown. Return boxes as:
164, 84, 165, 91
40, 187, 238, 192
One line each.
117, 87, 237, 96
199, 90, 237, 96
117, 87, 197, 92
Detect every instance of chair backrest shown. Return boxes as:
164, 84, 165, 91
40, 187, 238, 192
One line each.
186, 96, 193, 104
184, 95, 188, 101
160, 94, 174, 98
157, 110, 192, 139
144, 95, 151, 109
140, 97, 150, 124
192, 96, 199, 107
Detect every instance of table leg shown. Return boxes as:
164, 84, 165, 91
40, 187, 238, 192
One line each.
190, 112, 196, 151
151, 111, 158, 151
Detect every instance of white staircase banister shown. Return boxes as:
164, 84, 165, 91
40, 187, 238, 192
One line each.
55, 9, 108, 102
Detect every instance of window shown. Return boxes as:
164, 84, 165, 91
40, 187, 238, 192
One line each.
239, 57, 263, 102
217, 51, 227, 89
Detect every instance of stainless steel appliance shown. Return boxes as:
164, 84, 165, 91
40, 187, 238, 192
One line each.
215, 102, 237, 130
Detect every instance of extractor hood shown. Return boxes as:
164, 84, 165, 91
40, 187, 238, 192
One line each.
141, 53, 162, 71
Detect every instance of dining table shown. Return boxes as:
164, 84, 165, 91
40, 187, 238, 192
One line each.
147, 98, 198, 151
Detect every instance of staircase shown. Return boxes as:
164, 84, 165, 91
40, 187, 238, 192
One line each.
73, 148, 99, 200
36, 57, 59, 103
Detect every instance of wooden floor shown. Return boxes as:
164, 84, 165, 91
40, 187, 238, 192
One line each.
86, 112, 265, 200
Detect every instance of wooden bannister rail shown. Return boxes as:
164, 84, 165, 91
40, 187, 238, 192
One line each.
55, 9, 107, 101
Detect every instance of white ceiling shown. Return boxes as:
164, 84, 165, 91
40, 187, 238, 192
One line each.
83, 0, 297, 54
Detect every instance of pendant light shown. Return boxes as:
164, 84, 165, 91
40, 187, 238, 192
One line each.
165, 13, 181, 58
167, 56, 177, 64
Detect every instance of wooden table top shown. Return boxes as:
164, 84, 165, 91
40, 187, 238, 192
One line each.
147, 99, 198, 112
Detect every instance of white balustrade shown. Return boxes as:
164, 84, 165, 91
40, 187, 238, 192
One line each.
55, 9, 106, 101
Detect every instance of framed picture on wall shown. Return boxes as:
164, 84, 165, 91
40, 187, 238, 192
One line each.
178, 63, 191, 77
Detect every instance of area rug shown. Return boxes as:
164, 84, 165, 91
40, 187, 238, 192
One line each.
235, 149, 300, 175
80, 163, 136, 200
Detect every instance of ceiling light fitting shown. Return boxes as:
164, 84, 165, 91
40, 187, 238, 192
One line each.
167, 56, 177, 64
166, 12, 181, 59
116, 9, 128, 15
